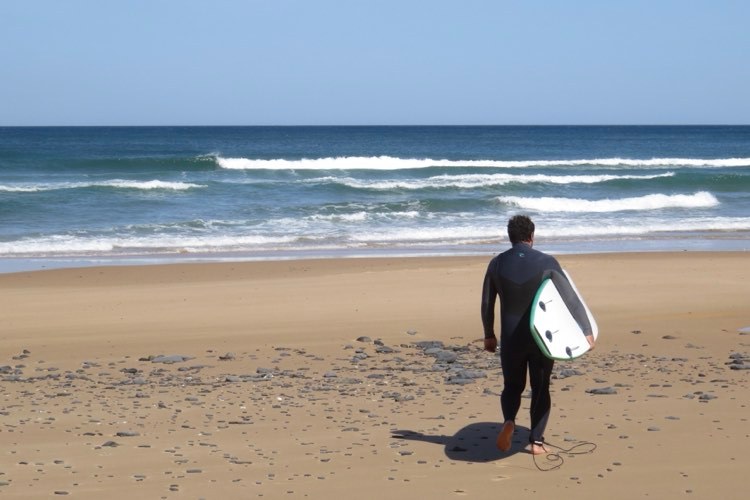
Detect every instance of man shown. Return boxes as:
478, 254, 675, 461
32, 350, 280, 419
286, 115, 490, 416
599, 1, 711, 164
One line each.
481, 215, 594, 455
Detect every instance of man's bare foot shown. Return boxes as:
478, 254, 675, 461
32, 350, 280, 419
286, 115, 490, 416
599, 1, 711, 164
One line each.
529, 441, 548, 455
496, 420, 514, 451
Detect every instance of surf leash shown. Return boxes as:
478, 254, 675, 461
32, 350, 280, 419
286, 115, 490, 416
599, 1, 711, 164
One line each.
532, 440, 597, 472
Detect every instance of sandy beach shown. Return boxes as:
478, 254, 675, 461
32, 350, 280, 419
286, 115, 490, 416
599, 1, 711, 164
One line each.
1, 252, 749, 499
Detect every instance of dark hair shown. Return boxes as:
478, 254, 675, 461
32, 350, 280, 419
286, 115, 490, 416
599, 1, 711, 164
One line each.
507, 215, 535, 244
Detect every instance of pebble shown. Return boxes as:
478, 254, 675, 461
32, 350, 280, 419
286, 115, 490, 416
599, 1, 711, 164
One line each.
586, 387, 618, 395
116, 431, 140, 437
147, 354, 194, 364
2, 332, 744, 496
555, 368, 583, 379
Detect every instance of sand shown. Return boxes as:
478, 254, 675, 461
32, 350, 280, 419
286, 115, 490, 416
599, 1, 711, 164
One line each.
1, 252, 749, 499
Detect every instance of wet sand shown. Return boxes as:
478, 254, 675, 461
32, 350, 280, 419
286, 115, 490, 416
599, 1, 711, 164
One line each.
1, 252, 749, 499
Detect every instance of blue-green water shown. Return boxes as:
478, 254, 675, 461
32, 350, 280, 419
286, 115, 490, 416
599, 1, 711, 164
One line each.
1, 126, 749, 271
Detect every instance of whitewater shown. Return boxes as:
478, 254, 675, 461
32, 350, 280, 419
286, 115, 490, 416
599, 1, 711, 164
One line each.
1, 126, 749, 271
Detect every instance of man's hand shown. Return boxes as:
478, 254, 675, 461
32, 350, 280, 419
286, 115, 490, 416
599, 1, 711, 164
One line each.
484, 336, 497, 353
585, 334, 595, 350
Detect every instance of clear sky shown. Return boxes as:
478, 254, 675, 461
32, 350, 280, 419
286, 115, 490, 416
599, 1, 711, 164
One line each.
2, 0, 748, 126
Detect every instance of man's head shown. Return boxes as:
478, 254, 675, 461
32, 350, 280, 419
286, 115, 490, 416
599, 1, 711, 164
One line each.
507, 215, 535, 245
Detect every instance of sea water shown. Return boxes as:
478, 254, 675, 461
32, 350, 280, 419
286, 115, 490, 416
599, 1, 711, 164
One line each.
1, 126, 749, 272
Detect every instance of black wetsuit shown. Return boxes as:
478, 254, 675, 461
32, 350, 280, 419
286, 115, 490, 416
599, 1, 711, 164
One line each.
481, 242, 591, 444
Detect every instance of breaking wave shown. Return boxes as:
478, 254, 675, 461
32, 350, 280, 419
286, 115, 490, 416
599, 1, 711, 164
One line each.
215, 156, 750, 171
498, 192, 719, 213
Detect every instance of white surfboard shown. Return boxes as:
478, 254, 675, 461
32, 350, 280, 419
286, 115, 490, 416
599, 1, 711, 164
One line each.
530, 270, 598, 361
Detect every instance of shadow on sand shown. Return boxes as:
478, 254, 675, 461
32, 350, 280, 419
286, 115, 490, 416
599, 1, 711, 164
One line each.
391, 421, 532, 462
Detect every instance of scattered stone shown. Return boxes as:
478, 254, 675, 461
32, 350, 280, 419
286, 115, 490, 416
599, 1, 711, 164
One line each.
586, 387, 618, 395
147, 354, 194, 364
3, 332, 742, 495
413, 340, 444, 350
445, 376, 474, 385
555, 368, 583, 379
116, 431, 140, 437
727, 353, 750, 370
375, 345, 396, 354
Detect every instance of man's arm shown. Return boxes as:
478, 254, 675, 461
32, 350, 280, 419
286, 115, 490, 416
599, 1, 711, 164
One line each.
481, 263, 498, 352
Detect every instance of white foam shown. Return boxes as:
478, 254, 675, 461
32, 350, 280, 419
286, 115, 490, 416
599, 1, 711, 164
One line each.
326, 172, 674, 190
350, 226, 500, 243
310, 211, 425, 223
101, 180, 203, 191
308, 212, 369, 222
0, 233, 296, 256
3, 214, 750, 257
352, 216, 750, 243
541, 217, 750, 238
0, 180, 203, 192
498, 191, 719, 213
215, 155, 750, 171
0, 185, 44, 193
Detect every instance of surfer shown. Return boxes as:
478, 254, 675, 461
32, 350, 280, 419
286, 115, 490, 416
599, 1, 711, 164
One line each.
481, 215, 594, 455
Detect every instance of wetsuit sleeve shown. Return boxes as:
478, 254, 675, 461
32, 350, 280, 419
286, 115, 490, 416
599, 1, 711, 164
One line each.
481, 262, 498, 339
548, 270, 593, 335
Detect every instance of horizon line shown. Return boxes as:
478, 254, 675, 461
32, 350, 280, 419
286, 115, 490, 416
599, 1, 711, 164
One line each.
2, 123, 749, 128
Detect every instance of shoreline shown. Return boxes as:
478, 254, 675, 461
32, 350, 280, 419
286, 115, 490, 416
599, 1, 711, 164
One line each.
1, 238, 748, 275
1, 251, 749, 498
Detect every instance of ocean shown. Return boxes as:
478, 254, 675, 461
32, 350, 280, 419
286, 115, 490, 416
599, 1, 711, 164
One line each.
1, 126, 749, 272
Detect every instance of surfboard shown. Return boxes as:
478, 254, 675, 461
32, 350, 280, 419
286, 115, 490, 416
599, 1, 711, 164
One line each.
530, 270, 598, 361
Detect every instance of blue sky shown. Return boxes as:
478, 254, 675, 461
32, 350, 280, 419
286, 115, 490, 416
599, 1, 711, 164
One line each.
2, 0, 748, 125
